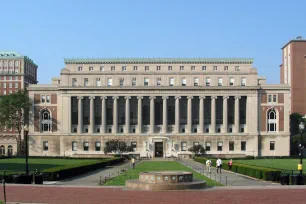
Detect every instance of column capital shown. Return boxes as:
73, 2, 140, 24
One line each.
112, 96, 119, 100
137, 96, 143, 100
149, 96, 156, 100
100, 96, 107, 100
211, 96, 218, 100
235, 96, 241, 100
175, 96, 181, 99
199, 96, 206, 99
223, 96, 229, 100
77, 96, 84, 100
187, 96, 193, 100
162, 96, 169, 100
125, 96, 131, 100
89, 96, 95, 100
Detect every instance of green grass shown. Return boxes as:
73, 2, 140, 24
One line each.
104, 161, 221, 187
0, 158, 100, 175
233, 159, 306, 172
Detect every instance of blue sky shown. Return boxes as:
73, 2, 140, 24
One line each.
1, 0, 306, 84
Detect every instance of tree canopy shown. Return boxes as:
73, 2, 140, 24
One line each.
188, 144, 206, 156
103, 139, 133, 154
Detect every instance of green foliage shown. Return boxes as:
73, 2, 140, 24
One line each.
188, 144, 206, 156
104, 140, 133, 154
290, 113, 305, 136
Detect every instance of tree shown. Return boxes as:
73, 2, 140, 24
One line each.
103, 139, 133, 154
0, 90, 30, 155
188, 144, 206, 156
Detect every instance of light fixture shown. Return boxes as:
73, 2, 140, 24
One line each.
299, 122, 305, 131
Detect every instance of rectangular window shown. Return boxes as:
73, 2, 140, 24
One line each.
14, 83, 18, 88
273, 95, 277, 102
194, 77, 199, 86
120, 78, 124, 87
182, 78, 186, 86
202, 66, 206, 71
133, 66, 138, 71
122, 66, 126, 71
168, 66, 172, 71
230, 78, 234, 86
96, 78, 101, 86
241, 141, 246, 151
268, 95, 272, 102
181, 142, 187, 151
144, 78, 149, 86
217, 141, 223, 151
224, 66, 228, 71
213, 66, 218, 71
131, 142, 137, 152
100, 66, 104, 71
41, 95, 46, 103
235, 66, 240, 71
72, 78, 77, 87
229, 141, 234, 151
107, 78, 112, 86
3, 90, 6, 95
43, 141, 48, 151
241, 78, 246, 86
89, 66, 94, 71
84, 78, 89, 86
206, 78, 211, 86
145, 66, 149, 71
9, 90, 12, 94
111, 66, 115, 71
72, 141, 78, 151
157, 78, 161, 86
3, 83, 6, 88
180, 66, 184, 71
95, 142, 101, 151
156, 66, 161, 71
205, 142, 211, 151
132, 78, 136, 86
270, 141, 275, 151
193, 142, 199, 146
218, 77, 222, 86
83, 142, 89, 151
191, 66, 195, 71
169, 77, 174, 86
78, 66, 82, 71
14, 76, 18, 80
9, 83, 12, 88
46, 95, 50, 103
9, 76, 12, 81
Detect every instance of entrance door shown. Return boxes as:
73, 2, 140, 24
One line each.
154, 142, 163, 157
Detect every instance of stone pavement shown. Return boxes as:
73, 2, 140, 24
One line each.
180, 159, 280, 186
1, 185, 306, 204
54, 160, 133, 186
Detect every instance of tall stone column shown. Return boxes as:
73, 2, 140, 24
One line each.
137, 96, 143, 134
175, 96, 181, 133
125, 96, 131, 133
222, 96, 229, 133
234, 96, 241, 133
89, 96, 95, 134
162, 96, 168, 134
149, 96, 156, 133
101, 96, 106, 134
77, 96, 83, 134
112, 96, 119, 133
211, 96, 217, 133
199, 96, 205, 133
187, 96, 193, 133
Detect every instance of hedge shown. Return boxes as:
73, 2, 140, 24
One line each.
194, 157, 281, 181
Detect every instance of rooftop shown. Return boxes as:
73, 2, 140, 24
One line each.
64, 58, 254, 64
0, 51, 38, 66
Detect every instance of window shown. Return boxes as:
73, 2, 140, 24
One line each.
3, 90, 6, 95
9, 90, 12, 94
193, 142, 199, 147
100, 66, 104, 71
230, 78, 234, 86
224, 66, 228, 71
15, 68, 19, 73
14, 83, 18, 88
84, 78, 89, 86
14, 76, 18, 80
9, 76, 12, 81
192, 77, 199, 86
181, 78, 186, 86
145, 66, 149, 71
206, 78, 211, 86
168, 66, 172, 71
133, 66, 138, 71
3, 83, 6, 88
72, 141, 77, 151
41, 95, 46, 103
218, 77, 223, 86
191, 66, 195, 71
270, 141, 275, 150
144, 78, 149, 86
9, 83, 12, 88
132, 78, 136, 86
241, 127, 244, 133
241, 141, 246, 151
96, 78, 101, 86
72, 78, 77, 87
122, 66, 126, 71
89, 66, 94, 71
273, 95, 277, 102
0, 145, 5, 155
46, 95, 51, 103
107, 78, 112, 86
157, 77, 161, 86
181, 142, 187, 151
180, 66, 184, 71
111, 66, 115, 71
131, 142, 137, 152
43, 141, 48, 151
83, 142, 89, 151
267, 109, 277, 132
95, 142, 101, 151
205, 128, 209, 133
41, 109, 51, 132
156, 66, 161, 71
229, 141, 234, 151
241, 78, 246, 86
120, 78, 124, 87
78, 66, 82, 71
202, 66, 206, 71
205, 142, 211, 151
213, 66, 217, 71
217, 141, 223, 151
235, 66, 240, 71
229, 128, 232, 133
268, 95, 272, 102
169, 77, 174, 86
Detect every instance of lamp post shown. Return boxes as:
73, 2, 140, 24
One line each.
24, 124, 29, 176
299, 121, 305, 180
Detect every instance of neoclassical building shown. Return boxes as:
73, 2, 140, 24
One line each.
28, 58, 290, 158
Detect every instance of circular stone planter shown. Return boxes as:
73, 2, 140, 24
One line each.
126, 171, 206, 190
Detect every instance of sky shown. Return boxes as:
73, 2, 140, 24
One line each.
1, 0, 306, 84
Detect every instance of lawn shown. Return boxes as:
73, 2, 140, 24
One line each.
103, 161, 222, 187
233, 159, 306, 172
0, 158, 100, 175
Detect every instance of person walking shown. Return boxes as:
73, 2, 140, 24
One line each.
216, 158, 222, 173
206, 159, 212, 173
228, 159, 233, 171
132, 157, 135, 169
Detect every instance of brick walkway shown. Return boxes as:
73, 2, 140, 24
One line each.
1, 185, 306, 204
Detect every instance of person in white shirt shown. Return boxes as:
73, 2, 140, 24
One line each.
132, 158, 135, 169
216, 158, 222, 173
206, 159, 212, 173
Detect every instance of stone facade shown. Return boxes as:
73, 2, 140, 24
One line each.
27, 58, 290, 158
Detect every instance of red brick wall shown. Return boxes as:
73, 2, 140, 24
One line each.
34, 94, 40, 104
51, 94, 57, 104
261, 93, 267, 103
278, 93, 284, 103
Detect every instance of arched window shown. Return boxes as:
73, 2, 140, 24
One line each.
0, 145, 5, 155
267, 109, 277, 132
41, 109, 52, 132
7, 145, 13, 156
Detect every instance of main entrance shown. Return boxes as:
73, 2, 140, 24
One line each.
154, 142, 164, 157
